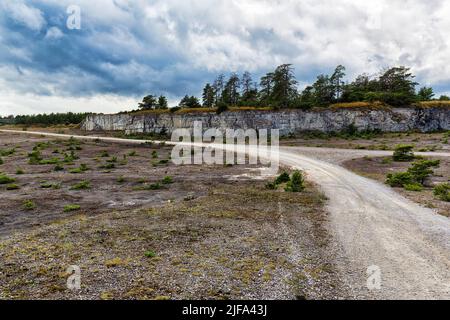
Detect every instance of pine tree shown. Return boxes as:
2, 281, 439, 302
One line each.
222, 73, 240, 106
213, 74, 225, 104
138, 95, 158, 110
157, 95, 168, 109
202, 83, 215, 107
417, 87, 434, 101
271, 64, 298, 108
259, 72, 274, 104
241, 71, 258, 105
331, 65, 346, 101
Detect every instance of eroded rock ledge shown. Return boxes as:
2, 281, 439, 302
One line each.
81, 107, 450, 135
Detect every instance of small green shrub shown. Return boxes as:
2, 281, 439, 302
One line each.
128, 151, 137, 157
100, 151, 109, 157
64, 204, 81, 212
144, 250, 157, 258
62, 152, 77, 163
70, 181, 91, 190
6, 184, 19, 190
151, 151, 158, 159
158, 159, 169, 165
117, 176, 125, 183
54, 164, 64, 171
23, 200, 36, 210
107, 156, 117, 163
275, 172, 290, 185
145, 183, 162, 190
433, 183, 450, 202
285, 171, 305, 192
407, 160, 440, 184
404, 183, 424, 192
28, 150, 43, 164
16, 168, 25, 175
265, 182, 277, 190
162, 176, 173, 184
100, 163, 115, 169
0, 174, 15, 184
0, 148, 15, 157
39, 157, 60, 165
0, 157, 3, 165
386, 172, 414, 187
40, 181, 54, 189
393, 144, 415, 162
69, 167, 83, 174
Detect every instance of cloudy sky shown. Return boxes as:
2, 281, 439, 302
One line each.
1, 0, 450, 115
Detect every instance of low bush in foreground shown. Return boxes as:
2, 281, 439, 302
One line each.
70, 181, 91, 190
144, 250, 157, 258
404, 183, 424, 192
274, 172, 290, 185
407, 160, 440, 184
6, 184, 20, 190
386, 159, 440, 190
23, 200, 36, 210
64, 204, 81, 212
433, 183, 450, 202
266, 170, 305, 192
0, 148, 15, 157
386, 172, 414, 187
285, 171, 305, 192
162, 176, 173, 184
0, 174, 15, 184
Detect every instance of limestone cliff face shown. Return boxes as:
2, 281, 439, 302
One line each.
81, 107, 450, 135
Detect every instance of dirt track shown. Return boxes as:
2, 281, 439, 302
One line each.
1, 129, 449, 299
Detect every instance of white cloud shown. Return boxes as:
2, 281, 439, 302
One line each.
44, 27, 64, 40
1, 0, 46, 31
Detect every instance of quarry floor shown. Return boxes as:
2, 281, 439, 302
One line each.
0, 128, 449, 300
0, 132, 344, 299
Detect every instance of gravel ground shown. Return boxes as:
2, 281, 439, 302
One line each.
0, 131, 346, 300
2, 129, 449, 300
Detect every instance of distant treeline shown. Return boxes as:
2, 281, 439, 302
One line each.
0, 112, 89, 125
137, 65, 450, 112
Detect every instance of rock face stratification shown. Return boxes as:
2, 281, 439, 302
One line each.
81, 107, 450, 135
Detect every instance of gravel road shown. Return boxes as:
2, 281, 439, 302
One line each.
2, 129, 449, 299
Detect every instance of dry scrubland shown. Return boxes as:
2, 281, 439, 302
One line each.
0, 127, 448, 300
0, 131, 344, 300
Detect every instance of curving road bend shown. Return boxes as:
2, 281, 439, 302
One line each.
278, 147, 450, 299
1, 129, 449, 299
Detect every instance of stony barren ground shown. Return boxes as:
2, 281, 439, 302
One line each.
0, 132, 345, 300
